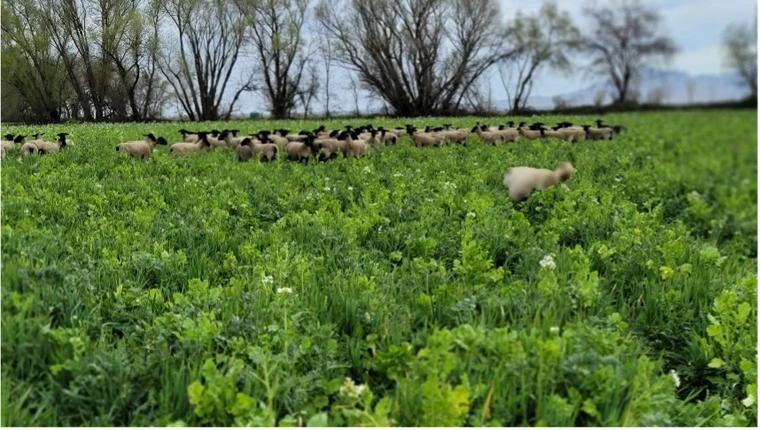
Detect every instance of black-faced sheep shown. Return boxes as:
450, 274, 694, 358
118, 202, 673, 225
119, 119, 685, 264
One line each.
116, 133, 168, 158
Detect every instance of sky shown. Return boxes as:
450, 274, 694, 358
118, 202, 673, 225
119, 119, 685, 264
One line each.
231, 0, 757, 116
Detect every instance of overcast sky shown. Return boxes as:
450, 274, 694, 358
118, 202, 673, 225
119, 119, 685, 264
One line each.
230, 0, 757, 116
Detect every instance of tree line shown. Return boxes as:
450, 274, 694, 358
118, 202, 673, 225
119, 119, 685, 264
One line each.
1, 0, 756, 123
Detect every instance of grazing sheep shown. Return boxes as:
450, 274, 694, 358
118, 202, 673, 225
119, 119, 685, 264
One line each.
251, 139, 278, 162
539, 128, 573, 142
497, 125, 519, 142
596, 119, 626, 134
17, 136, 41, 156
378, 127, 400, 142
263, 131, 289, 147
407, 126, 444, 147
235, 137, 254, 161
503, 162, 575, 202
116, 133, 168, 158
472, 125, 504, 145
205, 130, 227, 149
236, 136, 277, 162
2, 134, 16, 152
517, 122, 542, 140
169, 133, 211, 155
25, 133, 46, 146
219, 130, 247, 148
178, 129, 200, 143
315, 136, 347, 161
20, 143, 39, 156
36, 133, 69, 154
285, 134, 317, 163
340, 131, 371, 157
582, 125, 614, 140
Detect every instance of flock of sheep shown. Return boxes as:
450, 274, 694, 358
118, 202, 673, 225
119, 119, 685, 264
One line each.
1, 118, 626, 201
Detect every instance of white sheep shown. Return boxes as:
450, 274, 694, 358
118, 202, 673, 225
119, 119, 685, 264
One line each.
503, 162, 575, 202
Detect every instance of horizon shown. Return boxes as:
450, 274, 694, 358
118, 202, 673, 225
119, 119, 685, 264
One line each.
228, 0, 756, 116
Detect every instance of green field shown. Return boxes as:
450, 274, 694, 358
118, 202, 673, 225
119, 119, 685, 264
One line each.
1, 110, 757, 426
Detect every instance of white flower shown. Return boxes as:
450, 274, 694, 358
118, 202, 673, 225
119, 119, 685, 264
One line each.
466, 212, 476, 218
276, 287, 293, 294
539, 254, 556, 270
549, 326, 559, 334
323, 186, 331, 191
348, 186, 354, 191
670, 369, 681, 387
261, 275, 274, 286
614, 177, 622, 182
339, 377, 365, 399
364, 166, 371, 173
443, 181, 457, 190
393, 173, 403, 177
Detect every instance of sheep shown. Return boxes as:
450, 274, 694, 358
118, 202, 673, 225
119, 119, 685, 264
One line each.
178, 129, 201, 143
26, 132, 46, 146
314, 135, 347, 161
476, 122, 501, 133
263, 130, 289, 148
37, 133, 69, 154
20, 142, 39, 156
116, 133, 168, 158
538, 128, 569, 141
2, 134, 16, 152
497, 125, 519, 143
407, 126, 444, 147
17, 136, 41, 156
377, 127, 399, 142
596, 119, 626, 134
503, 162, 575, 202
285, 134, 317, 162
204, 130, 228, 149
219, 130, 246, 148
472, 125, 504, 145
582, 125, 614, 140
517, 122, 542, 140
169, 133, 212, 155
340, 131, 371, 157
240, 137, 278, 162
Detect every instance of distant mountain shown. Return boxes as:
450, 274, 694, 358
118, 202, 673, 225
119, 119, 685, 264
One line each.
493, 69, 750, 111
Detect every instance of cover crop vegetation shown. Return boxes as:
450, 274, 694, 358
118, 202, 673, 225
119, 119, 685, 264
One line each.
1, 110, 757, 426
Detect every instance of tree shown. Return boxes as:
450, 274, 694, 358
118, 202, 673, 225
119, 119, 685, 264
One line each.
581, 0, 677, 104
95, 0, 164, 121
316, 0, 515, 116
1, 0, 71, 122
721, 22, 757, 99
498, 1, 579, 113
316, 29, 336, 117
37, 0, 111, 120
296, 62, 320, 118
156, 0, 254, 121
235, 0, 311, 119
6, 0, 168, 122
